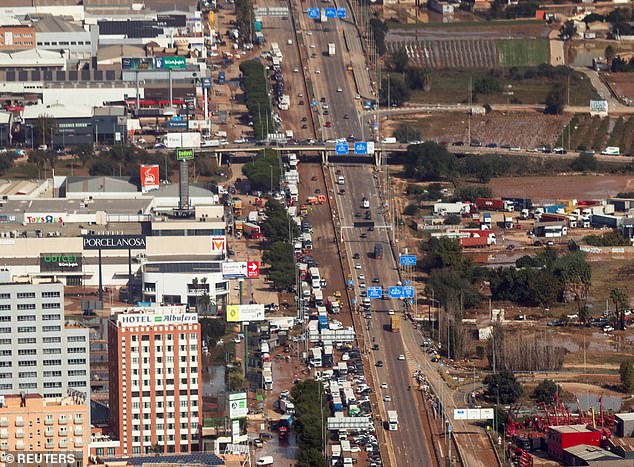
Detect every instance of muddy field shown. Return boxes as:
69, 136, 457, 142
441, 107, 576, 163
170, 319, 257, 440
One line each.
385, 112, 568, 148
605, 72, 634, 104
491, 174, 634, 201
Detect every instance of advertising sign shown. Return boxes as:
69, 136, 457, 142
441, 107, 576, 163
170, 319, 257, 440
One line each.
188, 120, 211, 131
222, 262, 248, 278
122, 57, 154, 70
40, 253, 82, 273
175, 148, 195, 161
117, 312, 198, 327
247, 261, 260, 278
83, 235, 147, 250
454, 409, 467, 420
165, 132, 201, 148
229, 392, 248, 419
201, 77, 212, 89
155, 56, 186, 70
226, 304, 266, 322
367, 141, 375, 155
590, 100, 608, 117
25, 213, 65, 224
402, 286, 415, 299
211, 236, 226, 253
140, 164, 160, 193
399, 255, 417, 266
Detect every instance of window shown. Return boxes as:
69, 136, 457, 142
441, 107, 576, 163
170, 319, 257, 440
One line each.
17, 315, 36, 322
42, 303, 60, 310
43, 360, 61, 366
0, 328, 9, 334
17, 304, 36, 310
19, 382, 36, 389
0, 293, 9, 299
17, 327, 36, 333
0, 373, 11, 379
67, 359, 86, 365
42, 326, 61, 332
41, 291, 60, 298
43, 337, 61, 343
68, 381, 86, 387
18, 349, 36, 355
67, 336, 85, 342
0, 317, 9, 322
68, 347, 85, 354
0, 339, 9, 345
44, 371, 61, 377
0, 384, 11, 390
18, 338, 35, 344
17, 292, 35, 299
43, 382, 61, 388
0, 305, 9, 311
42, 348, 61, 354
67, 370, 86, 376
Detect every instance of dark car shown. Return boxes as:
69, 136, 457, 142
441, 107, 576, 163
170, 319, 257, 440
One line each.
470, 140, 482, 147
299, 100, 304, 105
376, 360, 384, 367
353, 253, 360, 259
452, 141, 464, 146
486, 143, 497, 148
372, 344, 379, 351
360, 233, 367, 239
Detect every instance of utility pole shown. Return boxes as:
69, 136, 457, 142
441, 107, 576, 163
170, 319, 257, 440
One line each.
468, 77, 472, 144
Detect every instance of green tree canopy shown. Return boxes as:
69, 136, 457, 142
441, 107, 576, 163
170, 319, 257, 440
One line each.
393, 124, 421, 143
404, 141, 457, 180
620, 361, 634, 392
484, 370, 523, 404
242, 151, 281, 192
391, 48, 409, 73
533, 379, 560, 404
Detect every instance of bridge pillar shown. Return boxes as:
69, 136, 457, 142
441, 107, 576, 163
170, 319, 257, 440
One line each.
375, 151, 381, 167
216, 152, 222, 166
322, 151, 327, 165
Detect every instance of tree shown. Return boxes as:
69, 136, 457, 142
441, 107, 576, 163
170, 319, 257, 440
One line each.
393, 124, 421, 143
369, 19, 388, 56
242, 151, 281, 192
406, 67, 431, 91
76, 144, 94, 168
610, 287, 629, 330
484, 370, 523, 404
533, 379, 559, 404
403, 203, 419, 216
474, 75, 502, 95
560, 20, 577, 40
261, 197, 298, 242
570, 152, 597, 172
605, 45, 617, 67
545, 84, 566, 115
404, 141, 456, 180
380, 74, 410, 107
35, 113, 57, 147
620, 361, 634, 392
552, 252, 592, 314
391, 48, 409, 73
235, 0, 254, 44
0, 154, 13, 176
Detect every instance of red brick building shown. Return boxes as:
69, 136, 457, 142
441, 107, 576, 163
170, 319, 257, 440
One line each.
108, 305, 202, 456
0, 25, 36, 51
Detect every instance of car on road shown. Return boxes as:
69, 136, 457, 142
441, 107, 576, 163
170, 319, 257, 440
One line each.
344, 114, 349, 119
398, 354, 405, 360
360, 233, 367, 239
354, 263, 361, 269
339, 189, 346, 195
315, 69, 320, 74
364, 313, 372, 319
299, 100, 305, 105
372, 278, 380, 283
359, 281, 366, 288
603, 325, 615, 333
293, 68, 299, 73
486, 143, 497, 148
452, 141, 464, 146
376, 360, 383, 367
381, 382, 388, 389
501, 144, 511, 149
355, 94, 361, 100
358, 274, 365, 281
337, 88, 343, 92
383, 395, 391, 402
372, 344, 379, 350
253, 439, 264, 448
325, 121, 332, 127
315, 188, 321, 194
387, 310, 394, 315
310, 44, 316, 48
353, 253, 360, 259
256, 457, 274, 466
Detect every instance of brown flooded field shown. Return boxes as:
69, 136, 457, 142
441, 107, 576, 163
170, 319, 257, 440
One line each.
491, 175, 634, 201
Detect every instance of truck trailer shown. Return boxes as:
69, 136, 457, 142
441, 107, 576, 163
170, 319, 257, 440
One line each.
390, 315, 400, 332
328, 43, 336, 56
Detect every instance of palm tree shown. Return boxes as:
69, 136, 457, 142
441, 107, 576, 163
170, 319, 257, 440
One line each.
610, 287, 629, 330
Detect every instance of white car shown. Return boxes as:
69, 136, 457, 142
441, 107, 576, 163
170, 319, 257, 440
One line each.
603, 325, 615, 333
380, 382, 388, 389
355, 94, 361, 100
358, 274, 365, 281
398, 354, 405, 360
354, 264, 361, 269
294, 68, 299, 73
337, 88, 343, 92
359, 281, 366, 289
315, 69, 320, 74
384, 395, 391, 402
387, 310, 395, 315
306, 31, 313, 36
310, 44, 316, 48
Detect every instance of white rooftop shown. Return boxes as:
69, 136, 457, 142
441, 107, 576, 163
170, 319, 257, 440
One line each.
0, 48, 66, 67
22, 103, 93, 120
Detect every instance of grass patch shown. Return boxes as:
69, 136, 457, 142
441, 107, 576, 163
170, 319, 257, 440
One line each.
387, 19, 542, 29
607, 117, 624, 148
591, 117, 610, 151
497, 38, 549, 67
5, 162, 39, 179
565, 351, 633, 368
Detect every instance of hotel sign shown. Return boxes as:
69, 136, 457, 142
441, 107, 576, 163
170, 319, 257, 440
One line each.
40, 253, 82, 272
83, 235, 147, 250
117, 313, 199, 327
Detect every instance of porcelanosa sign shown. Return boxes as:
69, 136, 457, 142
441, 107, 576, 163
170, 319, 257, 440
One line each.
40, 253, 82, 272
117, 313, 198, 327
83, 235, 147, 250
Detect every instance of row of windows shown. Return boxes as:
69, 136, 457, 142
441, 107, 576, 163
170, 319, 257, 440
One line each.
0, 370, 84, 378
0, 291, 59, 299
20, 358, 87, 367
0, 336, 80, 344
36, 41, 87, 46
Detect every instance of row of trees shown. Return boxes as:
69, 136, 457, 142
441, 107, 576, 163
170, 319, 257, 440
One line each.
484, 372, 564, 406
379, 49, 430, 107
239, 60, 274, 140
235, 0, 254, 44
261, 197, 299, 290
291, 379, 328, 467
242, 150, 281, 191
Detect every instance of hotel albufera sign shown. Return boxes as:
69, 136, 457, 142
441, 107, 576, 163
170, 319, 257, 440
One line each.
117, 313, 199, 327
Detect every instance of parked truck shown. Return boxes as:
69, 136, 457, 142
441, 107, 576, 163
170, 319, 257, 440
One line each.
278, 415, 293, 441
279, 398, 296, 415
243, 222, 262, 239
475, 198, 514, 212
390, 315, 400, 333
218, 71, 225, 84
374, 243, 384, 259
328, 43, 336, 56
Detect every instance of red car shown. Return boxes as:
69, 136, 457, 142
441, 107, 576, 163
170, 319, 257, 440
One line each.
325, 121, 332, 127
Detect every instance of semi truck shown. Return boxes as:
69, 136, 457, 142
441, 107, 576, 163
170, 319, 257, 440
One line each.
278, 415, 293, 440
475, 198, 514, 212
390, 315, 400, 333
328, 43, 336, 56
374, 243, 384, 259
243, 222, 262, 239
279, 398, 295, 415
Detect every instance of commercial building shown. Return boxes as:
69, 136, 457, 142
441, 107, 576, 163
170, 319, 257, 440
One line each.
108, 305, 202, 455
0, 278, 90, 398
563, 444, 625, 466
0, 392, 90, 459
547, 425, 602, 462
34, 16, 96, 60
0, 25, 36, 51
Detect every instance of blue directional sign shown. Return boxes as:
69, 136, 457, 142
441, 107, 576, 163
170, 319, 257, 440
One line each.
399, 254, 417, 266
403, 286, 415, 299
352, 299, 357, 305
307, 8, 320, 18
347, 279, 354, 285
409, 299, 414, 305
201, 77, 212, 89
336, 141, 349, 155
388, 286, 403, 299
325, 7, 337, 17
403, 280, 411, 285
337, 7, 347, 18
354, 141, 368, 155
368, 287, 382, 299
374, 122, 379, 130
311, 99, 318, 107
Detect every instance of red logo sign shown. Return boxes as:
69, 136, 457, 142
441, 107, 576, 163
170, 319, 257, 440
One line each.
247, 261, 260, 278
140, 164, 159, 192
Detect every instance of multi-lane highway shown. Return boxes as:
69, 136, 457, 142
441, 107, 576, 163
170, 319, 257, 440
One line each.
330, 163, 436, 466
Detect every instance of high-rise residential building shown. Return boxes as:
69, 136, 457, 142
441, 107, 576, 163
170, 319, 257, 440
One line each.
0, 392, 89, 462
0, 279, 90, 399
108, 305, 202, 456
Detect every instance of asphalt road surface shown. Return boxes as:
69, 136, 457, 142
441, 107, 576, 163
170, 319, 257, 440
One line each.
330, 163, 435, 466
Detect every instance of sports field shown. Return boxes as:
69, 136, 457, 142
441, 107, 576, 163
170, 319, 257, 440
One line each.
497, 38, 549, 66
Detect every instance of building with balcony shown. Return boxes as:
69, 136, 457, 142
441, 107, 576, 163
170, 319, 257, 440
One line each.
108, 304, 202, 456
0, 277, 90, 400
0, 392, 89, 462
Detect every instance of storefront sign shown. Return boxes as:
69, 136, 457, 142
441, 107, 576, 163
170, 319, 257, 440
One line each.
226, 304, 265, 322
211, 236, 226, 253
117, 313, 198, 327
40, 253, 82, 272
83, 235, 147, 250
25, 214, 65, 224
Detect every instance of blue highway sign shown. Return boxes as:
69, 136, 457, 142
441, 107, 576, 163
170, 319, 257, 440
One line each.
403, 286, 415, 299
367, 287, 382, 299
307, 8, 320, 18
399, 254, 417, 266
337, 7, 347, 18
354, 141, 368, 155
403, 280, 411, 285
347, 279, 354, 285
335, 141, 349, 155
325, 7, 337, 17
388, 286, 403, 299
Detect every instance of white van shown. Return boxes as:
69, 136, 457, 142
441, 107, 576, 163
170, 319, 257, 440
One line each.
338, 176, 345, 185
601, 146, 620, 156
256, 457, 274, 466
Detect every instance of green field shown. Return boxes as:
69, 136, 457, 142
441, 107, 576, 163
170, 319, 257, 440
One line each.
497, 38, 549, 67
387, 19, 543, 29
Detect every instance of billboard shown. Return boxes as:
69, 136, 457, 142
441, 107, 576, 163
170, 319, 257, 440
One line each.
122, 57, 154, 70
226, 304, 265, 322
188, 120, 210, 130
211, 236, 226, 253
140, 164, 160, 193
228, 392, 248, 419
590, 100, 608, 117
165, 132, 201, 148
222, 261, 260, 278
176, 148, 195, 161
155, 56, 186, 70
453, 408, 495, 420
40, 253, 82, 273
83, 235, 147, 250
116, 312, 198, 327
